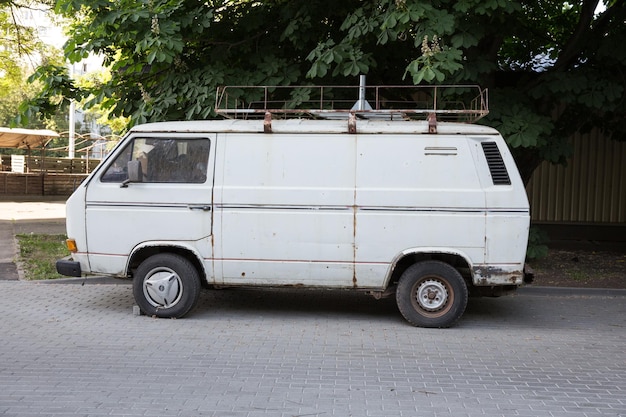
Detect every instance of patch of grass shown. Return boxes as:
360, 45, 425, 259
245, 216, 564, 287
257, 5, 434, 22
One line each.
567, 269, 588, 282
16, 234, 69, 280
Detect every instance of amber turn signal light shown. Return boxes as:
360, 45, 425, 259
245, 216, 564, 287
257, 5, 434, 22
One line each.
66, 239, 78, 253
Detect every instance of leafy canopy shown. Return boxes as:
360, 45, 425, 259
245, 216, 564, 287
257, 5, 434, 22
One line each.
20, 0, 626, 181
0, 0, 58, 128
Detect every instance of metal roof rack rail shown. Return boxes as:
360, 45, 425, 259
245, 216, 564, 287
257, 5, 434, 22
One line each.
215, 77, 488, 133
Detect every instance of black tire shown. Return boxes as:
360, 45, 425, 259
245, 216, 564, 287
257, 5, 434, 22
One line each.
133, 253, 201, 318
396, 260, 468, 328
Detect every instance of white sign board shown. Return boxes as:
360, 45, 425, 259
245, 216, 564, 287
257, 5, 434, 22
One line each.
11, 155, 25, 173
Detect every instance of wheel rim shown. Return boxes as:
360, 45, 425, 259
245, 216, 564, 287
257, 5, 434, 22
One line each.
143, 267, 183, 309
414, 278, 452, 316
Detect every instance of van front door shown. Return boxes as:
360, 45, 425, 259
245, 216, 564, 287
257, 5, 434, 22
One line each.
85, 134, 215, 280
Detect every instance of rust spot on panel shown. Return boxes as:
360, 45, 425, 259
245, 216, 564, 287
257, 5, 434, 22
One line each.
263, 111, 272, 133
473, 266, 524, 286
348, 113, 357, 134
427, 113, 437, 134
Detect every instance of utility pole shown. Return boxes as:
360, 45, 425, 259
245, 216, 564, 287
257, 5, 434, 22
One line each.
69, 100, 75, 158
68, 63, 76, 159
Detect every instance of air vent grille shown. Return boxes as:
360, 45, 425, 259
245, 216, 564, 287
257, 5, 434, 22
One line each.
481, 142, 511, 185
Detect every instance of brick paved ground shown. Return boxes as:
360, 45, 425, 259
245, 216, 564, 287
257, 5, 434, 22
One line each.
0, 281, 624, 416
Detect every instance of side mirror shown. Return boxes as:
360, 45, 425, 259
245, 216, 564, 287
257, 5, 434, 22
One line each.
128, 160, 143, 182
121, 160, 143, 188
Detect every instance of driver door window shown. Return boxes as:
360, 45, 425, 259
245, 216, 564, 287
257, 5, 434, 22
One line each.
101, 137, 211, 184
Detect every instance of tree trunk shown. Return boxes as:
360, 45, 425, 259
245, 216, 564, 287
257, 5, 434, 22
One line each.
511, 147, 543, 187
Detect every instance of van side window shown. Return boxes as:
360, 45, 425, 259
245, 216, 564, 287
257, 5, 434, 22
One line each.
101, 137, 211, 183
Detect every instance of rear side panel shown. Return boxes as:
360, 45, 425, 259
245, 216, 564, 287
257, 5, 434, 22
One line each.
354, 135, 487, 287
471, 136, 530, 285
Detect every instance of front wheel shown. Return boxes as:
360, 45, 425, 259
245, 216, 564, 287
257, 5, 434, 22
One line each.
396, 261, 468, 328
133, 253, 201, 318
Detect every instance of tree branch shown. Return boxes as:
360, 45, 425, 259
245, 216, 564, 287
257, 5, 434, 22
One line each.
9, 4, 27, 55
552, 0, 599, 72
590, 1, 626, 38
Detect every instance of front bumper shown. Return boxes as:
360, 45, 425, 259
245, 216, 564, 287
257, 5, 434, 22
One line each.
56, 257, 82, 277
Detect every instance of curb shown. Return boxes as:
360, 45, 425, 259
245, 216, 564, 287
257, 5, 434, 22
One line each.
26, 279, 626, 296
518, 285, 626, 297
34, 276, 131, 285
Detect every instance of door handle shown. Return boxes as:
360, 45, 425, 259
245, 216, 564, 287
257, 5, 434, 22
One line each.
188, 205, 212, 211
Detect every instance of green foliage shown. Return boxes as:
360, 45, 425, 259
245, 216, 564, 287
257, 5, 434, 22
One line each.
0, 66, 38, 127
487, 90, 555, 150
309, 0, 626, 182
18, 0, 626, 182
0, 2, 61, 128
16, 64, 85, 126
404, 37, 464, 83
36, 0, 357, 125
526, 226, 549, 260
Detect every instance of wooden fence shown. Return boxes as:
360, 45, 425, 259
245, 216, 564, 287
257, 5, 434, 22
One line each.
0, 173, 88, 196
0, 155, 101, 174
0, 155, 98, 197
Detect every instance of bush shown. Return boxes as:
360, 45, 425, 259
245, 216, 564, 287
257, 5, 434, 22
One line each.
526, 226, 549, 260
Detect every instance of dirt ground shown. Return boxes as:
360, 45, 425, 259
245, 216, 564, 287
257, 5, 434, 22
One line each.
527, 246, 626, 289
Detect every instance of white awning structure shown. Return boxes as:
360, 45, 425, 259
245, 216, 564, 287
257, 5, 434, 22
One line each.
0, 127, 59, 149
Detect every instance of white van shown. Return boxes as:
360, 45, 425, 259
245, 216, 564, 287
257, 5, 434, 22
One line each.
56, 85, 532, 328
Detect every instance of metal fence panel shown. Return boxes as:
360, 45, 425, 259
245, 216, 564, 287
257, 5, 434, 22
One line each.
527, 130, 626, 223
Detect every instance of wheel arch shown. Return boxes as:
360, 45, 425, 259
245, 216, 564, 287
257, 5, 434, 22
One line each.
385, 248, 473, 288
126, 242, 207, 284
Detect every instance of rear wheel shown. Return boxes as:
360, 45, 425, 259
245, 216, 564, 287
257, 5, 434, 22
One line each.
396, 260, 468, 328
133, 253, 201, 318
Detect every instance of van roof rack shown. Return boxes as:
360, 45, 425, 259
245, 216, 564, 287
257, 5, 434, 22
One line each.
215, 82, 489, 127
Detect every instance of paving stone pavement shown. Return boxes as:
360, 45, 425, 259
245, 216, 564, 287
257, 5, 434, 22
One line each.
0, 281, 624, 417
